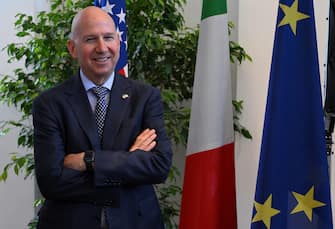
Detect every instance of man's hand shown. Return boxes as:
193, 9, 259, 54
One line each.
63, 152, 86, 171
129, 128, 157, 152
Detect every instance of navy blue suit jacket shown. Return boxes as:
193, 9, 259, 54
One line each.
33, 73, 172, 229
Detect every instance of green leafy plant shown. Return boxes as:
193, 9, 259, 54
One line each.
233, 100, 252, 139
0, 0, 251, 228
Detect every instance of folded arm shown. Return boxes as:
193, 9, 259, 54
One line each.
63, 128, 158, 171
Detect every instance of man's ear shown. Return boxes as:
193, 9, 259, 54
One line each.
67, 40, 77, 58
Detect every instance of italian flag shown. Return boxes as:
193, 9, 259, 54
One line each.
179, 0, 237, 228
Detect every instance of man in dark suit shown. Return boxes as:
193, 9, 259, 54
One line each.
33, 6, 172, 229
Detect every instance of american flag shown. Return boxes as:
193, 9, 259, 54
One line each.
94, 0, 128, 76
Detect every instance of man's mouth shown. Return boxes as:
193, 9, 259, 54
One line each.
94, 57, 110, 62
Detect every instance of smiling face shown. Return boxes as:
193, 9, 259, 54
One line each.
67, 7, 120, 85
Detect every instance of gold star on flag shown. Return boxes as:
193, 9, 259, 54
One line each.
252, 194, 280, 229
278, 0, 310, 35
290, 186, 326, 221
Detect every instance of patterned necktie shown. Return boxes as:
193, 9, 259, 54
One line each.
92, 86, 109, 228
91, 86, 109, 140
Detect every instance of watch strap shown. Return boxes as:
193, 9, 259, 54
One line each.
84, 150, 95, 172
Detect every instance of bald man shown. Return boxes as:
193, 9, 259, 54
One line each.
33, 6, 172, 229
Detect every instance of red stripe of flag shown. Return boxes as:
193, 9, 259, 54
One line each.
179, 143, 237, 229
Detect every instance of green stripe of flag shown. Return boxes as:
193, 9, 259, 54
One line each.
201, 0, 227, 20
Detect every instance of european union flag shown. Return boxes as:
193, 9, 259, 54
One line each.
251, 0, 333, 228
94, 0, 128, 76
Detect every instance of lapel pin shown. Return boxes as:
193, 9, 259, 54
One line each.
122, 94, 129, 99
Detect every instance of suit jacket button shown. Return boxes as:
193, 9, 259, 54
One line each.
106, 200, 113, 206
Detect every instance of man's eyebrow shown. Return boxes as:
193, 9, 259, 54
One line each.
104, 32, 116, 36
84, 32, 116, 36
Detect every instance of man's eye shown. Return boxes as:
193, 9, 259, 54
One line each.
104, 36, 114, 41
85, 37, 96, 42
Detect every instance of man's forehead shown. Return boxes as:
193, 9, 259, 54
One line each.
78, 20, 116, 32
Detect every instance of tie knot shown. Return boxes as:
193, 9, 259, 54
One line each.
92, 86, 109, 98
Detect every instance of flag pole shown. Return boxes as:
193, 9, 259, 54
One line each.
324, 0, 335, 158
324, 0, 335, 225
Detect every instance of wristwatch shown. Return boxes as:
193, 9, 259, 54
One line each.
84, 150, 95, 172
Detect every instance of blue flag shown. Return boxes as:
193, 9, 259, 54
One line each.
251, 0, 333, 228
94, 0, 128, 76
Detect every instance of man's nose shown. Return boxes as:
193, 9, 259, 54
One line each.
95, 38, 107, 52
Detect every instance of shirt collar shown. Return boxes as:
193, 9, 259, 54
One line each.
80, 69, 115, 91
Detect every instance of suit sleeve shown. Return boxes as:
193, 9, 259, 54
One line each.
93, 88, 173, 187
33, 94, 119, 205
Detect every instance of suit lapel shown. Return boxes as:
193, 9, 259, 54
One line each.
65, 74, 101, 150
102, 74, 131, 149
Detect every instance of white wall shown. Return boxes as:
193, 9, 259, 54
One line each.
235, 1, 277, 228
0, 1, 48, 228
